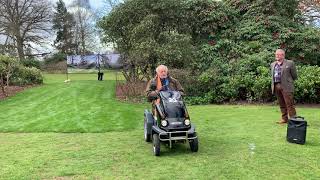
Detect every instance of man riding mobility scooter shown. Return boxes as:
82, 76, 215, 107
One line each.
144, 65, 198, 156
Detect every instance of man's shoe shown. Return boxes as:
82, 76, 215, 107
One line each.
276, 119, 288, 124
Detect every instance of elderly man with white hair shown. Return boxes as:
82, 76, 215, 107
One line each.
146, 65, 184, 101
271, 49, 298, 124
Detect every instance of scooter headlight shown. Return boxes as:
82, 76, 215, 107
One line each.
161, 120, 168, 127
184, 119, 191, 126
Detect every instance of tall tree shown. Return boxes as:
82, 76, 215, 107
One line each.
98, 0, 203, 81
52, 0, 76, 54
70, 0, 97, 55
0, 0, 52, 60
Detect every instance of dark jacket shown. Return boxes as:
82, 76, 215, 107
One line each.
271, 59, 297, 94
146, 76, 184, 100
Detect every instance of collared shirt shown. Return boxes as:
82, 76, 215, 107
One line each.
274, 63, 282, 83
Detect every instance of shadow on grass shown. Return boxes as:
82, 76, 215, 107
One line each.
294, 141, 320, 147
154, 142, 197, 157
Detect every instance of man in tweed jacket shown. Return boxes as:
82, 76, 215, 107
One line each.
271, 49, 298, 124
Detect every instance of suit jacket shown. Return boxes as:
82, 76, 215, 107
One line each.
270, 59, 297, 94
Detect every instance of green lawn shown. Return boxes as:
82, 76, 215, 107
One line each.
0, 73, 319, 179
0, 72, 139, 132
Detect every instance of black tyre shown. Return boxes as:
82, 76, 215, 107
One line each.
189, 137, 199, 152
153, 134, 160, 156
144, 118, 151, 142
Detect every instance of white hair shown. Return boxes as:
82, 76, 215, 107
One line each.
276, 49, 285, 54
156, 65, 168, 73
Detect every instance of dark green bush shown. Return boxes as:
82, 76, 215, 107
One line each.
185, 95, 211, 105
12, 66, 43, 85
186, 64, 320, 104
251, 66, 272, 102
188, 49, 272, 104
186, 46, 320, 104
295, 66, 320, 103
21, 58, 42, 69
169, 69, 204, 97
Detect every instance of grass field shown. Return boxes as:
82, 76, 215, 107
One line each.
0, 72, 135, 132
0, 72, 319, 179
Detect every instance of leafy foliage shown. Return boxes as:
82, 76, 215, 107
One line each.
0, 55, 20, 96
191, 0, 320, 103
12, 66, 43, 85
295, 65, 320, 103
21, 58, 42, 69
0, 55, 43, 96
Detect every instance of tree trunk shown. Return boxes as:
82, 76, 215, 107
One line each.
6, 74, 9, 86
81, 29, 86, 54
16, 37, 25, 61
0, 75, 7, 97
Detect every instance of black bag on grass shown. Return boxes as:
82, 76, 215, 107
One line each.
286, 116, 307, 145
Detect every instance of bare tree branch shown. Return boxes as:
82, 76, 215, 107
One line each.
0, 0, 52, 60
